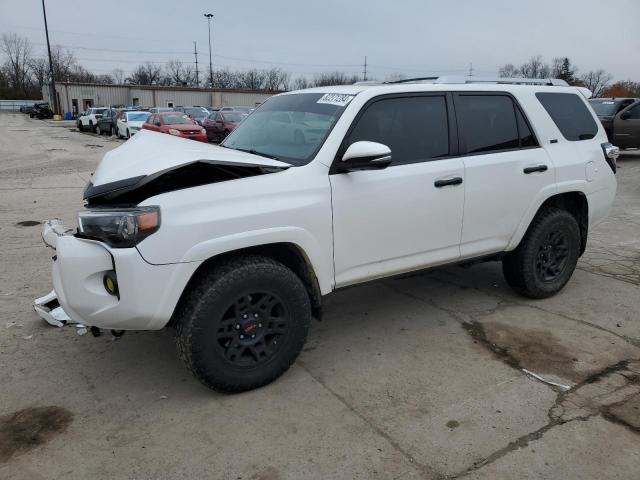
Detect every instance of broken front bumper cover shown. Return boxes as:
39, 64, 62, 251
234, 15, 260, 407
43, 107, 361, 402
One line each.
34, 289, 71, 327
34, 219, 200, 331
34, 220, 75, 327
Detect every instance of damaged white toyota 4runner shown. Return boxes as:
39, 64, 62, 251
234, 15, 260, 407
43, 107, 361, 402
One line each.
35, 77, 618, 392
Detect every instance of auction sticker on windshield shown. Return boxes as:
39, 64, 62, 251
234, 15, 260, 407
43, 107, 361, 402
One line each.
317, 93, 355, 107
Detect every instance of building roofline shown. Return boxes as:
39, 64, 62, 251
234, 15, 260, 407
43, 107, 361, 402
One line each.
52, 82, 284, 95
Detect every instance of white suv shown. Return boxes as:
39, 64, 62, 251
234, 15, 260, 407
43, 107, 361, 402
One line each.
36, 77, 618, 392
77, 107, 108, 133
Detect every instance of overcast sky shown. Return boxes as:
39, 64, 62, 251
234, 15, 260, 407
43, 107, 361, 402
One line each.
1, 0, 639, 81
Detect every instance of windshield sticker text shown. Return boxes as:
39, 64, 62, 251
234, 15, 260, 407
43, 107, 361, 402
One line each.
317, 93, 354, 107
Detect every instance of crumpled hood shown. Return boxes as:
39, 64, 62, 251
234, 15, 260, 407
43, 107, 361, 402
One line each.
92, 129, 289, 187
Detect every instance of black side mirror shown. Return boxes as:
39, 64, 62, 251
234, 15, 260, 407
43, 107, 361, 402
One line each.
620, 112, 631, 120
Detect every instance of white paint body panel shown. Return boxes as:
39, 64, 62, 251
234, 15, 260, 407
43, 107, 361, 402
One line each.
44, 83, 617, 330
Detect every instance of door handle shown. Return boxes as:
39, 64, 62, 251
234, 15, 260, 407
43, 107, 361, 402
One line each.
523, 165, 548, 174
434, 177, 463, 188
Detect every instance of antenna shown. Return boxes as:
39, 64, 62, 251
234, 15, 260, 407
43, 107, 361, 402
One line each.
469, 62, 473, 77
194, 41, 199, 88
363, 56, 368, 81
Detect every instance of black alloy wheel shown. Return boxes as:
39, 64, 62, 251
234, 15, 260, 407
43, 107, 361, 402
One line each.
535, 230, 569, 282
215, 292, 289, 367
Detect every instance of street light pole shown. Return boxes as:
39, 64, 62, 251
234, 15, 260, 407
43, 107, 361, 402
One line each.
204, 13, 214, 88
41, 0, 58, 114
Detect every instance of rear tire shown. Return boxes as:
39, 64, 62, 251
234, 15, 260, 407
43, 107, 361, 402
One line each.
502, 207, 580, 299
89, 121, 95, 133
77, 121, 83, 131
174, 255, 311, 393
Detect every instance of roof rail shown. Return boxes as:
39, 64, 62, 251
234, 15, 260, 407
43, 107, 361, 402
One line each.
386, 76, 569, 86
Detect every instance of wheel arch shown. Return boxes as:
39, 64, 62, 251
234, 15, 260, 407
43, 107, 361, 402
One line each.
169, 242, 324, 326
509, 191, 589, 255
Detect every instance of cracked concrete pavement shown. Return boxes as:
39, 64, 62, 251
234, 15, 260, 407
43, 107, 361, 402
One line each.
0, 112, 639, 479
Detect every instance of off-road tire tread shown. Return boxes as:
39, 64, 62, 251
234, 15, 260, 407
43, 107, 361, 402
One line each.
174, 255, 311, 392
502, 207, 580, 299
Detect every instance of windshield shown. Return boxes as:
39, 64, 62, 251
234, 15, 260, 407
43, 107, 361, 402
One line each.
185, 108, 206, 117
222, 92, 352, 165
589, 100, 618, 116
162, 114, 194, 125
126, 112, 150, 122
223, 113, 244, 123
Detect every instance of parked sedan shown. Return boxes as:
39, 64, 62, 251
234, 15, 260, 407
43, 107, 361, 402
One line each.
203, 111, 244, 142
142, 112, 208, 142
116, 111, 151, 139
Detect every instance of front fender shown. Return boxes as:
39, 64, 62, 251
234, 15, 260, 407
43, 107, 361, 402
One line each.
175, 226, 333, 295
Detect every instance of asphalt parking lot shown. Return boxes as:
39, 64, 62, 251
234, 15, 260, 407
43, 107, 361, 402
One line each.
1, 112, 639, 479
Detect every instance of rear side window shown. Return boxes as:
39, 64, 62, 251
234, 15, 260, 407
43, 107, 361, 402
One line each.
346, 96, 449, 165
536, 92, 598, 141
455, 95, 523, 154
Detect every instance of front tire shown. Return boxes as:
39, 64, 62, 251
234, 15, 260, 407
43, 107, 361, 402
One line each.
174, 255, 311, 393
96, 125, 102, 135
502, 208, 580, 299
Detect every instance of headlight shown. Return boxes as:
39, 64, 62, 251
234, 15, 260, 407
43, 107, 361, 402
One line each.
168, 128, 180, 136
77, 206, 160, 248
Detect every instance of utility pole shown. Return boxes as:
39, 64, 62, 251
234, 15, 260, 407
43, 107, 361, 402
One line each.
193, 41, 199, 88
469, 62, 473, 77
204, 13, 214, 88
363, 56, 368, 81
41, 0, 58, 114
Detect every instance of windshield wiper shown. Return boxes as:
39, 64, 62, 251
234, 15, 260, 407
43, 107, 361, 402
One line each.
232, 147, 280, 161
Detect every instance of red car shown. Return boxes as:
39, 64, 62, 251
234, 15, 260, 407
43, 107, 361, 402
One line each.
202, 111, 245, 142
143, 112, 208, 142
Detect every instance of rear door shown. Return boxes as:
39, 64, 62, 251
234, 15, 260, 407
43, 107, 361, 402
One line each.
330, 94, 465, 287
454, 93, 553, 258
614, 102, 640, 148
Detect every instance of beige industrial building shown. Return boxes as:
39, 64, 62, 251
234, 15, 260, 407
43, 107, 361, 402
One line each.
42, 82, 282, 116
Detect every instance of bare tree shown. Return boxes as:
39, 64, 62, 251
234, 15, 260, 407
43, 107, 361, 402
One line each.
263, 68, 289, 91
49, 45, 77, 82
384, 72, 407, 82
241, 69, 267, 89
212, 68, 240, 89
312, 71, 359, 86
550, 57, 564, 78
580, 70, 613, 97
126, 62, 163, 85
498, 64, 517, 77
518, 56, 550, 79
112, 68, 125, 85
1, 33, 33, 95
29, 57, 49, 88
165, 59, 191, 86
292, 76, 311, 90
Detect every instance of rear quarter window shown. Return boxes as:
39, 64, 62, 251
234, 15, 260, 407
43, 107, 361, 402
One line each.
536, 92, 598, 141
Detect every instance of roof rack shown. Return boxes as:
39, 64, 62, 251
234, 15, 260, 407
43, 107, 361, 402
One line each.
385, 76, 569, 86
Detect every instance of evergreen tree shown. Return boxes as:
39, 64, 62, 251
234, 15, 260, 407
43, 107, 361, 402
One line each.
559, 57, 575, 84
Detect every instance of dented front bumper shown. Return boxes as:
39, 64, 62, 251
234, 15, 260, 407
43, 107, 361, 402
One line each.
35, 219, 200, 330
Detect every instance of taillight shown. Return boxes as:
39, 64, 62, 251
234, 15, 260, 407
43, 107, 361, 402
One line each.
601, 143, 619, 173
